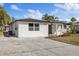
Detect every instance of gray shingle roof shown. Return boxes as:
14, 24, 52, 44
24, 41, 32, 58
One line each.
9, 18, 66, 25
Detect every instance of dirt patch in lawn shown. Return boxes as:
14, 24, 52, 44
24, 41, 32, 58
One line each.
49, 34, 79, 46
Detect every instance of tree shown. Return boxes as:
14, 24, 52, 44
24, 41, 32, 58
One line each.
42, 14, 59, 34
70, 17, 77, 33
42, 14, 49, 21
50, 15, 59, 21
0, 5, 11, 30
42, 14, 58, 22
71, 17, 76, 22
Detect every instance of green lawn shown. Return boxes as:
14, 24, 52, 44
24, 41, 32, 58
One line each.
49, 34, 79, 46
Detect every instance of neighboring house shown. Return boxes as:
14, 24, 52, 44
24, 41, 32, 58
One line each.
65, 21, 79, 33
74, 22, 79, 32
9, 18, 67, 37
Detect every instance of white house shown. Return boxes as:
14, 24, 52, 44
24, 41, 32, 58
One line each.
9, 18, 67, 38
9, 18, 50, 37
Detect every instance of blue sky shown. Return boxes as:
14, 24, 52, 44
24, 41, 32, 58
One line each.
1, 3, 79, 21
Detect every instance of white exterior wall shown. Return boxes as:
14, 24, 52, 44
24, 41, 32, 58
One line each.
52, 23, 67, 36
56, 24, 66, 35
18, 23, 48, 37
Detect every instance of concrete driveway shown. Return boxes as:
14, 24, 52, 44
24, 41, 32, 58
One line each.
0, 37, 79, 56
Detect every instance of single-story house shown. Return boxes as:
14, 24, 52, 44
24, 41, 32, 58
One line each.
9, 18, 67, 37
66, 21, 79, 33
9, 18, 50, 37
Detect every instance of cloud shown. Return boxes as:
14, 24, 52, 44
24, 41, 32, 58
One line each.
76, 17, 79, 21
65, 3, 79, 11
50, 9, 60, 15
60, 19, 71, 22
11, 5, 22, 11
0, 3, 4, 6
50, 9, 59, 15
54, 4, 66, 10
54, 3, 79, 11
49, 3, 79, 21
24, 9, 44, 20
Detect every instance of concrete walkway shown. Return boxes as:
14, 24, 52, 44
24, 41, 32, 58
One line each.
0, 37, 79, 56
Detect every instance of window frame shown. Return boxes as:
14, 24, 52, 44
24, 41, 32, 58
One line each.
29, 23, 34, 31
35, 23, 39, 31
28, 23, 39, 31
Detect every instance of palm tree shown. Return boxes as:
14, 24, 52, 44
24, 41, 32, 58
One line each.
42, 14, 58, 22
70, 17, 77, 33
71, 17, 76, 22
42, 14, 49, 21
42, 14, 59, 34
0, 5, 11, 30
49, 15, 59, 21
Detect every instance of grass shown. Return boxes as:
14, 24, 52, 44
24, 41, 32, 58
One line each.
49, 34, 79, 46
0, 30, 6, 37
0, 31, 4, 36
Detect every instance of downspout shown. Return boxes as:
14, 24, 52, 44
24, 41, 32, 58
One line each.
61, 24, 63, 35
51, 22, 52, 35
56, 23, 57, 36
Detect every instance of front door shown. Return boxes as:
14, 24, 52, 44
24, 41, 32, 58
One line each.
48, 25, 52, 34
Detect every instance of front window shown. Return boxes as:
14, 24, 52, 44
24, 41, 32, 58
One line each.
29, 23, 33, 31
29, 23, 39, 31
35, 24, 39, 31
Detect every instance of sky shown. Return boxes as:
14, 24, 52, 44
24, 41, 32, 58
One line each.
0, 3, 79, 21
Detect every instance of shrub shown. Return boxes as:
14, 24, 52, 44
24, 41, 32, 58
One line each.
68, 27, 72, 33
